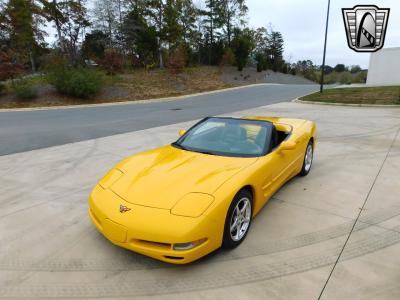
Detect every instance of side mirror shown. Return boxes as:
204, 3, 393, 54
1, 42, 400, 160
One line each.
278, 141, 296, 152
178, 129, 186, 136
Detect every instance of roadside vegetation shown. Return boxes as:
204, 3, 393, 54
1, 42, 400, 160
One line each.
0, 0, 367, 108
294, 61, 367, 84
300, 86, 400, 105
0, 66, 233, 108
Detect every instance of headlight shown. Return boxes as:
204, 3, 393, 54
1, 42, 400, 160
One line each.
171, 193, 214, 217
99, 169, 123, 189
173, 238, 207, 251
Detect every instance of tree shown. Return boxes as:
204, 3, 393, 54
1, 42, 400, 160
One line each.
61, 1, 90, 63
41, 0, 67, 51
0, 0, 289, 73
163, 0, 182, 47
3, 0, 46, 70
145, 0, 167, 68
253, 27, 268, 52
253, 27, 269, 70
91, 0, 120, 48
219, 0, 247, 46
267, 30, 284, 72
167, 43, 186, 73
231, 27, 254, 71
350, 65, 361, 73
82, 30, 107, 59
323, 65, 333, 74
41, 0, 90, 63
162, 0, 198, 65
334, 63, 346, 72
0, 0, 11, 45
219, 47, 235, 67
121, 8, 158, 67
254, 52, 266, 72
201, 0, 223, 64
295, 60, 317, 81
175, 0, 197, 46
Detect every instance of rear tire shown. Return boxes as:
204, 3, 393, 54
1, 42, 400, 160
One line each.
222, 189, 253, 249
299, 140, 313, 176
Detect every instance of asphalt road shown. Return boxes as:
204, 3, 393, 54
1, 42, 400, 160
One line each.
0, 84, 317, 155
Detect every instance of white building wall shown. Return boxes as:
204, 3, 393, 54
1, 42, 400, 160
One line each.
367, 47, 400, 86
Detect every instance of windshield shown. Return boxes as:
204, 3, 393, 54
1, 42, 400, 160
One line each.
172, 117, 273, 157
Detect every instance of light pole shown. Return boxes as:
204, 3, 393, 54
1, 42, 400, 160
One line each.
320, 0, 331, 93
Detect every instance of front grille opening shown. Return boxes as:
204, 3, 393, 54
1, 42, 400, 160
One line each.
164, 256, 184, 260
132, 239, 171, 250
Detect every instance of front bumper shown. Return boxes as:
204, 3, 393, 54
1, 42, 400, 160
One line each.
88, 185, 221, 264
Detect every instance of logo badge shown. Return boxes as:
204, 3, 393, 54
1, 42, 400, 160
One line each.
119, 205, 131, 213
342, 5, 390, 52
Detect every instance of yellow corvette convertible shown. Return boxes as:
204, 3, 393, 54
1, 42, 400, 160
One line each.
89, 116, 316, 264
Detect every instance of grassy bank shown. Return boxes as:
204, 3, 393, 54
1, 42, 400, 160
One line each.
0, 66, 232, 109
300, 86, 400, 105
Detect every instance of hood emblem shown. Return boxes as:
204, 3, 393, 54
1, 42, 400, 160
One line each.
119, 205, 131, 213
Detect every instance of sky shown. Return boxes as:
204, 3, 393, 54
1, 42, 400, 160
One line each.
246, 0, 400, 69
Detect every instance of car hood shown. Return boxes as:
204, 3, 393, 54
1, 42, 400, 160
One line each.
111, 145, 257, 209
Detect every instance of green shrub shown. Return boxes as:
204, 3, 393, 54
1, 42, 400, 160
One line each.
12, 80, 37, 100
0, 82, 5, 95
47, 66, 103, 98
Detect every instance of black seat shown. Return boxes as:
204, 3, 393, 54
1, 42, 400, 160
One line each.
270, 125, 278, 150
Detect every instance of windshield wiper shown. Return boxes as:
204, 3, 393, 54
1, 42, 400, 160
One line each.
172, 143, 215, 155
194, 150, 216, 155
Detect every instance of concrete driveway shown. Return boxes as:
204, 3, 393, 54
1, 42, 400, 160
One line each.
0, 102, 399, 299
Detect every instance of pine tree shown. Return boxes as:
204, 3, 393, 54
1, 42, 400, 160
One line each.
176, 0, 196, 46
6, 0, 37, 69
163, 0, 182, 48
268, 30, 284, 71
219, 0, 247, 46
201, 0, 223, 64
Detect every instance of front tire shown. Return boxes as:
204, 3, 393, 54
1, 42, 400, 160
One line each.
299, 140, 313, 176
222, 190, 253, 249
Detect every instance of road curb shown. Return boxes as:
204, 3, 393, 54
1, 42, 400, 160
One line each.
293, 98, 400, 108
0, 83, 282, 113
